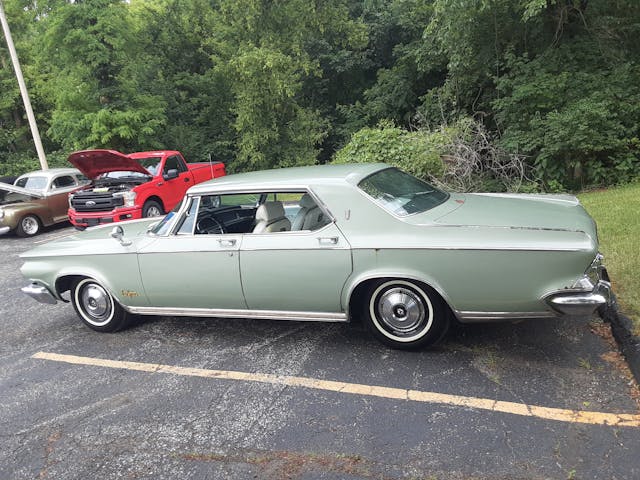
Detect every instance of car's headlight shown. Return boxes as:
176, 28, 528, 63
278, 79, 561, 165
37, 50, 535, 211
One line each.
68, 193, 73, 208
113, 191, 137, 207
0, 209, 4, 220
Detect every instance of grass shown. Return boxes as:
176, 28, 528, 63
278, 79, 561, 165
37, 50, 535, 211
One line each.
578, 182, 640, 334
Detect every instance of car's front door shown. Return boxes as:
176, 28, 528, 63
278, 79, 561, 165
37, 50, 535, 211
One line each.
137, 198, 245, 310
48, 175, 80, 222
239, 222, 352, 313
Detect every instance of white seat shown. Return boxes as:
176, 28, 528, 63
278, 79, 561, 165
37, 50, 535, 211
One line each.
292, 193, 326, 231
252, 201, 291, 233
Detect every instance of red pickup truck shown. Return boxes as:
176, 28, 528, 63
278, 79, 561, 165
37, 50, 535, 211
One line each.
67, 149, 225, 229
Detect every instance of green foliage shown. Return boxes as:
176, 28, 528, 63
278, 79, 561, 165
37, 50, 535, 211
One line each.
494, 46, 640, 188
333, 121, 447, 179
1, 0, 640, 188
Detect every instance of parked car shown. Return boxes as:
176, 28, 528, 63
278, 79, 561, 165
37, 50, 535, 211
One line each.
67, 149, 225, 229
19, 163, 612, 349
0, 168, 89, 237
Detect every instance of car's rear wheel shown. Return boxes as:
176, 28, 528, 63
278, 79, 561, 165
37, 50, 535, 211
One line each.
364, 279, 450, 349
71, 278, 132, 332
142, 200, 163, 218
16, 214, 41, 237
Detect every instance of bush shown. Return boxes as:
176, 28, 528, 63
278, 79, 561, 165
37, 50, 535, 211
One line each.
333, 118, 535, 192
332, 120, 447, 179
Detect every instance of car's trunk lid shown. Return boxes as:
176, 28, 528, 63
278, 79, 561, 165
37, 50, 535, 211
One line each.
402, 192, 596, 235
428, 192, 596, 234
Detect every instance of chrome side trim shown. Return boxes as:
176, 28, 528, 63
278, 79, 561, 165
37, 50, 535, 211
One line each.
124, 306, 348, 322
21, 283, 57, 305
455, 310, 558, 323
350, 245, 587, 252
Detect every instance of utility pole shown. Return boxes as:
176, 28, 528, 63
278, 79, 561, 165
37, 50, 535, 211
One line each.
0, 0, 48, 170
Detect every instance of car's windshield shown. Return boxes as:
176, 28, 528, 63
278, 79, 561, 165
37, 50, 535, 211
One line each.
149, 199, 184, 235
101, 156, 160, 179
15, 176, 47, 190
358, 168, 449, 216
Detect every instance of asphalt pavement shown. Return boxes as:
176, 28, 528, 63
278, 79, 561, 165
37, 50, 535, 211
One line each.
1, 223, 639, 479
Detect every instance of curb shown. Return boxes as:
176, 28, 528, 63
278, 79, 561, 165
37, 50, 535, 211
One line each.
603, 305, 640, 383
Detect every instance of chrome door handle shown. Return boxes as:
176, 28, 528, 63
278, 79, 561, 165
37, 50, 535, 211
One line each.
317, 236, 338, 245
218, 239, 237, 247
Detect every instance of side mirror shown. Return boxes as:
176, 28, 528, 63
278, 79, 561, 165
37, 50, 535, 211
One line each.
110, 225, 132, 246
163, 169, 179, 181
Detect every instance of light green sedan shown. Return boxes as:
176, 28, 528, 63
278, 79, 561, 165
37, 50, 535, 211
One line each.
20, 163, 612, 349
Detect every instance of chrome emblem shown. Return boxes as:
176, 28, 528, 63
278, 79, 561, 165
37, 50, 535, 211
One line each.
86, 200, 96, 206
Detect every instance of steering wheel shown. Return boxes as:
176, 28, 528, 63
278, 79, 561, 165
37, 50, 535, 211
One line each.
196, 216, 226, 234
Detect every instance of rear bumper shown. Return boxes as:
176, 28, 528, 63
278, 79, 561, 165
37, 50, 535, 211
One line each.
0, 226, 10, 236
546, 280, 612, 316
21, 283, 57, 305
68, 206, 142, 228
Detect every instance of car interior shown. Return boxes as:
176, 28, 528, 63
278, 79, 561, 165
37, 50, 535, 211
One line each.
192, 192, 329, 235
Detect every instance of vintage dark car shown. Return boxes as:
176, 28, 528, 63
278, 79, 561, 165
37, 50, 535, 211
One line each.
0, 168, 88, 237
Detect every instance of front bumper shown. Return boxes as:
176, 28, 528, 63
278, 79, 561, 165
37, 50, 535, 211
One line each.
68, 206, 142, 228
21, 283, 57, 305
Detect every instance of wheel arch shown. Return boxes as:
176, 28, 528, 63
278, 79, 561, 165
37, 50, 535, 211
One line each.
54, 269, 125, 306
143, 195, 165, 213
344, 270, 456, 320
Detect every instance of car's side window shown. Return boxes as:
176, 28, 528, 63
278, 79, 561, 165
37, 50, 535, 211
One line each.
251, 191, 330, 234
189, 191, 331, 235
176, 197, 199, 235
52, 175, 76, 189
164, 155, 187, 175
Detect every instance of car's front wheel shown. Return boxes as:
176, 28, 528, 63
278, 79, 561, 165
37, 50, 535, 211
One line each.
16, 214, 41, 237
142, 200, 163, 218
364, 279, 450, 350
71, 278, 132, 332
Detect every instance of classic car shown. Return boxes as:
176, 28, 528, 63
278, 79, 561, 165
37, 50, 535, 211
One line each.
19, 163, 612, 349
1, 168, 89, 237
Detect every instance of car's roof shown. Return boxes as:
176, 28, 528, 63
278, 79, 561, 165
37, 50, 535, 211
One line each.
16, 168, 82, 179
189, 163, 389, 194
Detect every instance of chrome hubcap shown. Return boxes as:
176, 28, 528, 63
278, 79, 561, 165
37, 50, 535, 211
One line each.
80, 283, 112, 324
22, 217, 38, 235
378, 287, 425, 333
145, 206, 161, 217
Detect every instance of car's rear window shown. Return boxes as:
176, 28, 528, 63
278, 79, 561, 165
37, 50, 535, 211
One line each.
358, 168, 449, 216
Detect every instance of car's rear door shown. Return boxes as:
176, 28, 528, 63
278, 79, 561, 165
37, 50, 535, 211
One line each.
239, 222, 352, 313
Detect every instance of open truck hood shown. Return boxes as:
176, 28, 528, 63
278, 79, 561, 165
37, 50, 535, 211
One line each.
68, 149, 151, 179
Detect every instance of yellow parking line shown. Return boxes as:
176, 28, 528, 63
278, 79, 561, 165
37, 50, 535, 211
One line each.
32, 351, 640, 428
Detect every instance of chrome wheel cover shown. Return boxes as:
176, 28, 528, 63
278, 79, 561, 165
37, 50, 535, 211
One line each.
75, 280, 114, 326
21, 216, 39, 235
145, 205, 162, 217
370, 281, 434, 343
378, 287, 425, 332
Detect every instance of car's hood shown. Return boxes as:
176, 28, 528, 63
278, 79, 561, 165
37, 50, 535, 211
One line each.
20, 219, 158, 259
0, 182, 44, 199
430, 192, 595, 234
68, 149, 151, 179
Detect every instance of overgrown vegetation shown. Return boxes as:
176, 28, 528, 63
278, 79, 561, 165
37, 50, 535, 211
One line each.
1, 0, 640, 187
579, 184, 640, 333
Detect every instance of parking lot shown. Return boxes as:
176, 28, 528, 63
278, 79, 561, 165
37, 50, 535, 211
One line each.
1, 224, 639, 479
